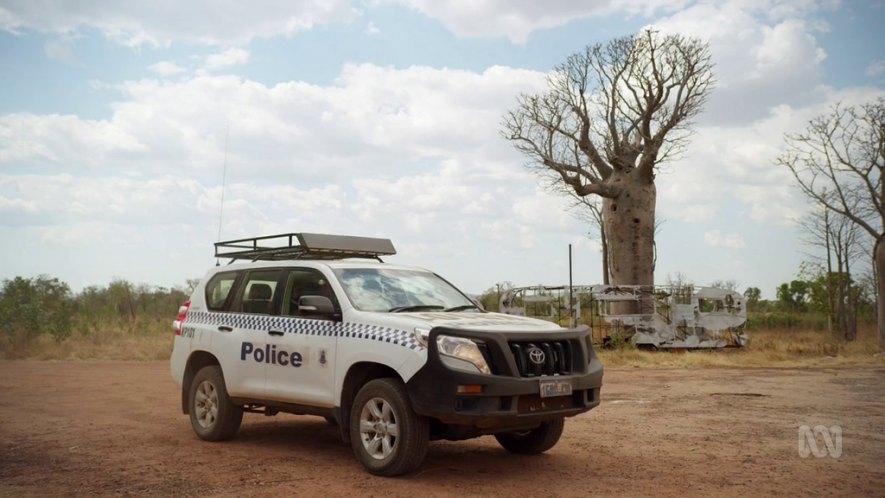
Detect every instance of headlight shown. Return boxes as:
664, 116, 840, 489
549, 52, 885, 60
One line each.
436, 335, 491, 375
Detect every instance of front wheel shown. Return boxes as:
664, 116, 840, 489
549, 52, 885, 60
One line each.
350, 378, 429, 476
188, 365, 243, 441
495, 418, 564, 454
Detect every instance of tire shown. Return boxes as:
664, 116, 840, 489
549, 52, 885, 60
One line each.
188, 365, 243, 442
495, 417, 565, 454
349, 378, 429, 476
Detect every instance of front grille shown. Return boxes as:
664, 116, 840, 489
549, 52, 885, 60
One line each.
509, 340, 575, 377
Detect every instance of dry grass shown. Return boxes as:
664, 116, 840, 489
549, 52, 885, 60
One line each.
600, 324, 885, 368
0, 319, 172, 361
2, 320, 883, 368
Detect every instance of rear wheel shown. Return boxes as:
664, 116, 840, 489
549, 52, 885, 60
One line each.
495, 418, 564, 454
350, 378, 429, 476
188, 365, 243, 441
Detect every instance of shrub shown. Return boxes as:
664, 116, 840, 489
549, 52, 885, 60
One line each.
0, 275, 73, 346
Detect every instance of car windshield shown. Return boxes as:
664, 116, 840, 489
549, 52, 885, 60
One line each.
333, 268, 474, 312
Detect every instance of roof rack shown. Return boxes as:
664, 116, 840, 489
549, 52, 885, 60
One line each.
214, 233, 396, 262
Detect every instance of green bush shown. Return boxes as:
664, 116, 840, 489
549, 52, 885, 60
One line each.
0, 276, 73, 345
0, 275, 191, 349
603, 330, 636, 350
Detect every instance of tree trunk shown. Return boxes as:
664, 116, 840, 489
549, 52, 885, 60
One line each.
602, 175, 656, 314
824, 209, 834, 333
836, 252, 847, 340
843, 249, 856, 342
877, 234, 885, 352
600, 222, 610, 285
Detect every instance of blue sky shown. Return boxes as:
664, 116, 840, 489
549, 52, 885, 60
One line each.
1, 0, 884, 298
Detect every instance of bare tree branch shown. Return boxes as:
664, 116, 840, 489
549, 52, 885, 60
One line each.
502, 29, 714, 199
780, 98, 885, 350
780, 99, 884, 239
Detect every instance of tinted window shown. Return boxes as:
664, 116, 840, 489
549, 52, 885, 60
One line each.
237, 269, 284, 315
205, 272, 237, 311
284, 268, 338, 317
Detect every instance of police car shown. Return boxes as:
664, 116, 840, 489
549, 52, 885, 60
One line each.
171, 233, 603, 476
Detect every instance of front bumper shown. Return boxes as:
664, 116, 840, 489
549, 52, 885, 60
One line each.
405, 325, 603, 429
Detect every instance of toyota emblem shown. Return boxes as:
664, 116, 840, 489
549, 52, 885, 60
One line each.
528, 347, 546, 365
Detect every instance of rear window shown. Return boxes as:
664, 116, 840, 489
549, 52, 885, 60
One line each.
206, 272, 237, 311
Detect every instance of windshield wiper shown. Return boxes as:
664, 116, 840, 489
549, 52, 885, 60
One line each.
444, 304, 481, 312
388, 305, 445, 313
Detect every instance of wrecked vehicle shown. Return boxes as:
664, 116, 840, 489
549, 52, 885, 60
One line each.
501, 284, 748, 349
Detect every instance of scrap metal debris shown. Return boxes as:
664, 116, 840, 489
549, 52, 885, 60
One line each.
500, 284, 748, 349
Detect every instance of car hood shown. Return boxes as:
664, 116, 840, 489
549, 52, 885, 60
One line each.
351, 310, 565, 334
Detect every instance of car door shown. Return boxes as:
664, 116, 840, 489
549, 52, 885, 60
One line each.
217, 268, 287, 398
263, 267, 339, 407
193, 270, 260, 398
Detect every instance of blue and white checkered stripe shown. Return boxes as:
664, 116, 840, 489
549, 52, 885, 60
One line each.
186, 311, 423, 350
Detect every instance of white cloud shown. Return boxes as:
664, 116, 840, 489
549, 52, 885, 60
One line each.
704, 229, 746, 249
44, 40, 76, 64
0, 195, 36, 213
3, 56, 880, 259
203, 49, 250, 71
0, 173, 353, 244
0, 113, 146, 167
365, 21, 380, 35
388, 0, 688, 44
0, 0, 356, 47
658, 86, 885, 227
0, 63, 586, 289
649, 1, 835, 125
867, 59, 885, 78
148, 61, 186, 76
390, 0, 606, 43
20, 64, 539, 187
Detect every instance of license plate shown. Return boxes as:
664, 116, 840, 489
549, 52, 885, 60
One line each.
539, 379, 573, 398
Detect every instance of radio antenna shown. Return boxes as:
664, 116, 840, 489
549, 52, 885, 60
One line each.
216, 124, 229, 266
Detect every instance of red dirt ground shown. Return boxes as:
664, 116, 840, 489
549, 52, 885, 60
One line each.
1, 361, 883, 497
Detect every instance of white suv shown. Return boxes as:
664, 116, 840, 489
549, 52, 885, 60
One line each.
171, 233, 603, 476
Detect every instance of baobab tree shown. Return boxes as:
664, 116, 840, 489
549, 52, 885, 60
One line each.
779, 99, 885, 351
503, 29, 714, 293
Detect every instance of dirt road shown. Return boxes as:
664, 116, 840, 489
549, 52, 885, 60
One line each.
1, 362, 883, 497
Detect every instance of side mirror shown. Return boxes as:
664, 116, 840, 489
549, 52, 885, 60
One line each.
298, 295, 335, 317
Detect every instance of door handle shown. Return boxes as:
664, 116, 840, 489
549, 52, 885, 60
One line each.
268, 329, 285, 336
218, 325, 233, 332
